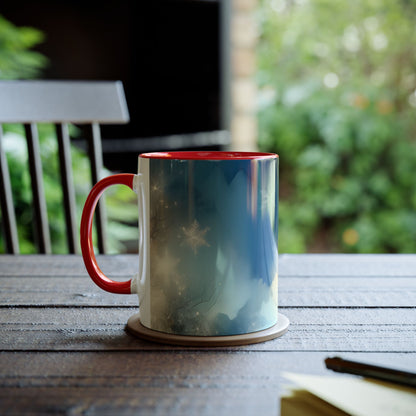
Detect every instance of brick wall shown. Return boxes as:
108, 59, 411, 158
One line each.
231, 0, 258, 151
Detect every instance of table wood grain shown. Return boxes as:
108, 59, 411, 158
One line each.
0, 254, 415, 415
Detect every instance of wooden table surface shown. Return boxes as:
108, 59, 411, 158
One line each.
1, 254, 415, 415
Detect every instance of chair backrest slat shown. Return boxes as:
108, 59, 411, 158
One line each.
0, 126, 19, 254
0, 80, 129, 254
25, 123, 52, 254
86, 123, 107, 254
56, 123, 78, 254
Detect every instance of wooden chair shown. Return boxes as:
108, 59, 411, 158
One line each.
0, 80, 129, 254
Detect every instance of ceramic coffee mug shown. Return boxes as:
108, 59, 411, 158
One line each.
80, 151, 289, 346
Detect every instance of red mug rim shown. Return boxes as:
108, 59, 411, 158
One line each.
139, 151, 278, 160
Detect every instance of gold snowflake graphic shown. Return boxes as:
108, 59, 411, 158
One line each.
181, 220, 210, 254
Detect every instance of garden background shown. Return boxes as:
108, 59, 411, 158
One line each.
258, 0, 416, 253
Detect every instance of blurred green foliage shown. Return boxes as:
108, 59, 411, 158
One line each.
257, 0, 416, 252
0, 15, 47, 79
0, 16, 137, 253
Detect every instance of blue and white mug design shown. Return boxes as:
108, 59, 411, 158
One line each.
81, 151, 279, 338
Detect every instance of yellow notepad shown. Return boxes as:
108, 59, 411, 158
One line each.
281, 372, 416, 416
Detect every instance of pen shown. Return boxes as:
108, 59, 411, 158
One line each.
325, 356, 416, 389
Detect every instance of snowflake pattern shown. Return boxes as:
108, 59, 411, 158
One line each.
181, 220, 210, 254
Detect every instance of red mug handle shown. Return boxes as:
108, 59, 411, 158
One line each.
80, 173, 136, 294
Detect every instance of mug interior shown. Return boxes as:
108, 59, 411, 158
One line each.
140, 151, 278, 160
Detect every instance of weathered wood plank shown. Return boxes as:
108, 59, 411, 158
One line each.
1, 307, 415, 352
0, 387, 266, 416
279, 253, 416, 277
0, 255, 139, 277
0, 276, 137, 307
0, 351, 413, 416
1, 351, 414, 385
1, 276, 415, 307
1, 254, 415, 277
279, 276, 416, 307
2, 307, 415, 326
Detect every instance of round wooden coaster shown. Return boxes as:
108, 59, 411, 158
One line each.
126, 312, 289, 347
